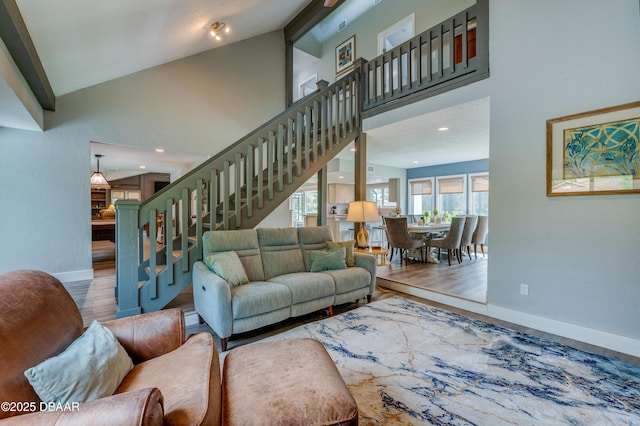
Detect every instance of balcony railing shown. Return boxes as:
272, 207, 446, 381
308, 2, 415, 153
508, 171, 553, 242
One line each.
361, 1, 488, 115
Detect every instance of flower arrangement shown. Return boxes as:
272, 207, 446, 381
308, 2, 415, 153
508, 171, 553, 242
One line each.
393, 206, 401, 215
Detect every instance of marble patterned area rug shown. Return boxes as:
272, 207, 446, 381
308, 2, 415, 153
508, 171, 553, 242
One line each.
258, 297, 640, 425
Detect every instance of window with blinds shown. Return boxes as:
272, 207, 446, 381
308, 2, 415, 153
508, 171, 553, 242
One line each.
471, 174, 489, 192
437, 176, 465, 194
436, 175, 466, 215
409, 178, 433, 214
470, 173, 489, 215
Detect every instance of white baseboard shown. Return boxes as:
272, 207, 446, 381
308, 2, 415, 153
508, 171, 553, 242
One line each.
380, 281, 640, 359
379, 281, 488, 315
52, 269, 94, 283
487, 305, 640, 359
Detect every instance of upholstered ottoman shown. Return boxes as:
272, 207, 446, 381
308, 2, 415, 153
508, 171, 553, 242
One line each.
222, 338, 358, 425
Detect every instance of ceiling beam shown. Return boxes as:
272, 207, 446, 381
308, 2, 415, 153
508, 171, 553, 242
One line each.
284, 0, 347, 44
0, 0, 55, 110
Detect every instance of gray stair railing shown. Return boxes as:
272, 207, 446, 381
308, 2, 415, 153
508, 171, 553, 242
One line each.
115, 66, 362, 318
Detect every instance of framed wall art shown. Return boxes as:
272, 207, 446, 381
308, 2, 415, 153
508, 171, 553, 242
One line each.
546, 101, 640, 196
335, 35, 355, 76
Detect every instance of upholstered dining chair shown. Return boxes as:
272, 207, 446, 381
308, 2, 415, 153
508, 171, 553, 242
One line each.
471, 215, 489, 258
427, 216, 466, 266
459, 215, 478, 261
384, 216, 425, 264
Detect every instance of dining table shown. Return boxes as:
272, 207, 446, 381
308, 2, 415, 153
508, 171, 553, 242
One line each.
406, 223, 451, 234
379, 222, 451, 263
407, 223, 451, 263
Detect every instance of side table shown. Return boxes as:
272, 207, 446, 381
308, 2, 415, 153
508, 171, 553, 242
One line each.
354, 247, 389, 266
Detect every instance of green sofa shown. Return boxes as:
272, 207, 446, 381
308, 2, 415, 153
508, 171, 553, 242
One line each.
193, 226, 376, 351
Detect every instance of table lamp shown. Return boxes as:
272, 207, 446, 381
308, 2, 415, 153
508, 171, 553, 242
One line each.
346, 201, 380, 250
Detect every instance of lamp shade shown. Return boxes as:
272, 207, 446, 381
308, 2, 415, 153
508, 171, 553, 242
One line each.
90, 172, 110, 190
346, 201, 379, 222
90, 154, 111, 190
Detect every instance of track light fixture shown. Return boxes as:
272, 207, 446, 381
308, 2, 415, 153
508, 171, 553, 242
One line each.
209, 22, 230, 41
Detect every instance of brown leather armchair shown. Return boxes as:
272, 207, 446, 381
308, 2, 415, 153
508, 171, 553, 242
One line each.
0, 270, 221, 425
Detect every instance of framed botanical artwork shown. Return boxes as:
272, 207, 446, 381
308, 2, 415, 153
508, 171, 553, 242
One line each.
546, 101, 640, 196
335, 35, 355, 76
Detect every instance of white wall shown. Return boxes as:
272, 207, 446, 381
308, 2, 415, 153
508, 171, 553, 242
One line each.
487, 0, 640, 341
0, 31, 286, 278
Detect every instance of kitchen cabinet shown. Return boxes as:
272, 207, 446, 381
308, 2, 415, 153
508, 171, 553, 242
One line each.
90, 189, 109, 219
328, 184, 354, 204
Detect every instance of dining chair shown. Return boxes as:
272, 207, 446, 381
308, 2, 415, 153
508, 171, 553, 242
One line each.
459, 215, 478, 261
384, 216, 425, 264
427, 216, 466, 266
471, 215, 489, 258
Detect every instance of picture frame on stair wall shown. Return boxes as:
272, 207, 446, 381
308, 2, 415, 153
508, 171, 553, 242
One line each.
336, 35, 355, 76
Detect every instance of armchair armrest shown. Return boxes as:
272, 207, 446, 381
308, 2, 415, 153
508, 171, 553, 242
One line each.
193, 261, 233, 339
104, 309, 185, 364
354, 253, 377, 296
0, 388, 163, 426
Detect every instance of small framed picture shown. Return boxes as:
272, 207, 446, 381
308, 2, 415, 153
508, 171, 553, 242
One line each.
335, 35, 356, 76
546, 101, 640, 196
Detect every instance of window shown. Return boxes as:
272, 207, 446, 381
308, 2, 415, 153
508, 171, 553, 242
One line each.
409, 178, 433, 214
290, 190, 317, 227
368, 184, 396, 208
436, 175, 466, 215
469, 173, 489, 215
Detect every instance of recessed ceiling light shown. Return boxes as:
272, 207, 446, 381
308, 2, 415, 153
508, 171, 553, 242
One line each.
412, 160, 419, 164
350, 148, 356, 152
438, 127, 449, 131
339, 176, 344, 179
139, 165, 146, 169
155, 148, 164, 153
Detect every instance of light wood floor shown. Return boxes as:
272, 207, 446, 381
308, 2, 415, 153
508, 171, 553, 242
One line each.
74, 257, 638, 365
376, 249, 487, 303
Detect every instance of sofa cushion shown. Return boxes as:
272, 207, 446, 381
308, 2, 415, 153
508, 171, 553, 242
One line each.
297, 226, 334, 271
116, 332, 220, 426
257, 228, 305, 279
204, 251, 249, 287
24, 320, 133, 404
326, 240, 356, 267
310, 248, 347, 272
231, 281, 292, 319
267, 272, 335, 304
203, 229, 265, 282
321, 266, 372, 295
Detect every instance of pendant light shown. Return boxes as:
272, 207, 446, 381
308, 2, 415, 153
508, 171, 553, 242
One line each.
90, 154, 111, 190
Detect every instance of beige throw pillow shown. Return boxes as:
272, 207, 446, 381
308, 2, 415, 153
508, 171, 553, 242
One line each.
326, 240, 356, 267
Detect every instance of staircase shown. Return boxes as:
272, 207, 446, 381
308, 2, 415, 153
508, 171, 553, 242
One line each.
113, 1, 489, 318
114, 70, 362, 318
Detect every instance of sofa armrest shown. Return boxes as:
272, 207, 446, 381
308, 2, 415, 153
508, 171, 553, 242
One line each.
103, 309, 185, 364
0, 388, 164, 426
354, 253, 377, 296
193, 261, 233, 339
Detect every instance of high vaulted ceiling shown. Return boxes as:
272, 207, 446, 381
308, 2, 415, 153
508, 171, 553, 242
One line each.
14, 0, 310, 96
2, 0, 490, 181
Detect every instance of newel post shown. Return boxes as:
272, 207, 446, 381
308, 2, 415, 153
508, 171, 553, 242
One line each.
115, 200, 142, 318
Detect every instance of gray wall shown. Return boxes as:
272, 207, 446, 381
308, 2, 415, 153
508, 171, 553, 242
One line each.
363, 0, 640, 351
0, 31, 286, 278
487, 0, 640, 341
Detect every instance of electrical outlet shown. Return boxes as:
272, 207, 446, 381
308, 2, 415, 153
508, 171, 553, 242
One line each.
520, 283, 529, 296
